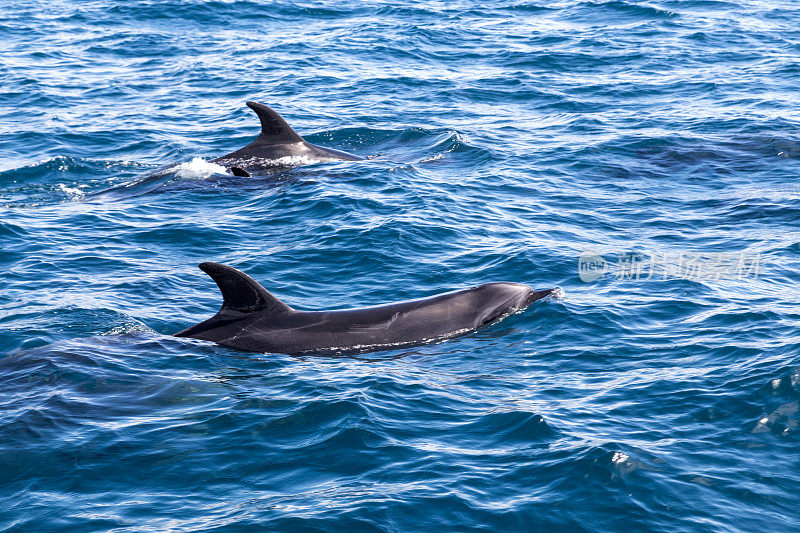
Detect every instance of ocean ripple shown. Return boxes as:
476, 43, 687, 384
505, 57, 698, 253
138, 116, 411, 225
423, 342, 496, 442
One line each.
2, 0, 800, 531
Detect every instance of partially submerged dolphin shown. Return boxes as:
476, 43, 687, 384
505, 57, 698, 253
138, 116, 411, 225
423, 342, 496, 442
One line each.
175, 262, 556, 355
212, 101, 362, 176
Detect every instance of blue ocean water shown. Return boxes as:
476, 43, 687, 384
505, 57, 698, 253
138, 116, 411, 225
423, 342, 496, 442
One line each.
2, 0, 800, 530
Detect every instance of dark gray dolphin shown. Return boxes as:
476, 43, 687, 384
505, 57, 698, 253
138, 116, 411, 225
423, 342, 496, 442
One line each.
211, 102, 361, 176
175, 262, 556, 355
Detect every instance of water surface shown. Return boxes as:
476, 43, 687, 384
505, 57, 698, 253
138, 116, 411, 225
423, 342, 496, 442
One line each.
2, 1, 799, 531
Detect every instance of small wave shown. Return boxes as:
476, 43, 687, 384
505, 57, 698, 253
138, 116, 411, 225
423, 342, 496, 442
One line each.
56, 183, 85, 201
753, 402, 799, 436
575, 1, 678, 20
766, 371, 800, 398
570, 444, 663, 484
102, 320, 156, 337
753, 370, 800, 436
460, 410, 555, 444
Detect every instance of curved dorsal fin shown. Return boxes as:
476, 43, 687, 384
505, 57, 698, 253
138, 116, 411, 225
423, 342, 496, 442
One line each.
198, 262, 293, 315
246, 101, 304, 144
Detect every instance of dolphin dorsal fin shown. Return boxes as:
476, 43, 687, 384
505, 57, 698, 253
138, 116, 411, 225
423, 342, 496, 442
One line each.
198, 262, 293, 315
246, 101, 304, 144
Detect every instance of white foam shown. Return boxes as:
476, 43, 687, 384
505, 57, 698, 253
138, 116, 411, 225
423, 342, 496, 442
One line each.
57, 183, 85, 200
611, 451, 629, 464
420, 153, 445, 163
227, 155, 321, 168
262, 155, 317, 167
103, 320, 156, 336
175, 157, 228, 179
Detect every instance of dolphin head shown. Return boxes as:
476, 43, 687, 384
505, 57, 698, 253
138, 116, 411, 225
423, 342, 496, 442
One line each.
471, 282, 556, 326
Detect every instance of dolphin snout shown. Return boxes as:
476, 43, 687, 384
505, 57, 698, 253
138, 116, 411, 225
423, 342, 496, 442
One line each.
520, 286, 557, 307
492, 282, 553, 310
476, 282, 552, 326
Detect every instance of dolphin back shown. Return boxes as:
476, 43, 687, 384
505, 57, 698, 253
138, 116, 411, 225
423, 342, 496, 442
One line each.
175, 263, 556, 355
211, 101, 362, 174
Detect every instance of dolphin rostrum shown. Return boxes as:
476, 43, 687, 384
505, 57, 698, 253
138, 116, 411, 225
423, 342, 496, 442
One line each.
211, 102, 362, 176
175, 262, 557, 355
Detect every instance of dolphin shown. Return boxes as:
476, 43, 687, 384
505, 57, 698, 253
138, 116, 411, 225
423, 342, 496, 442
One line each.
175, 262, 556, 355
211, 102, 362, 177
